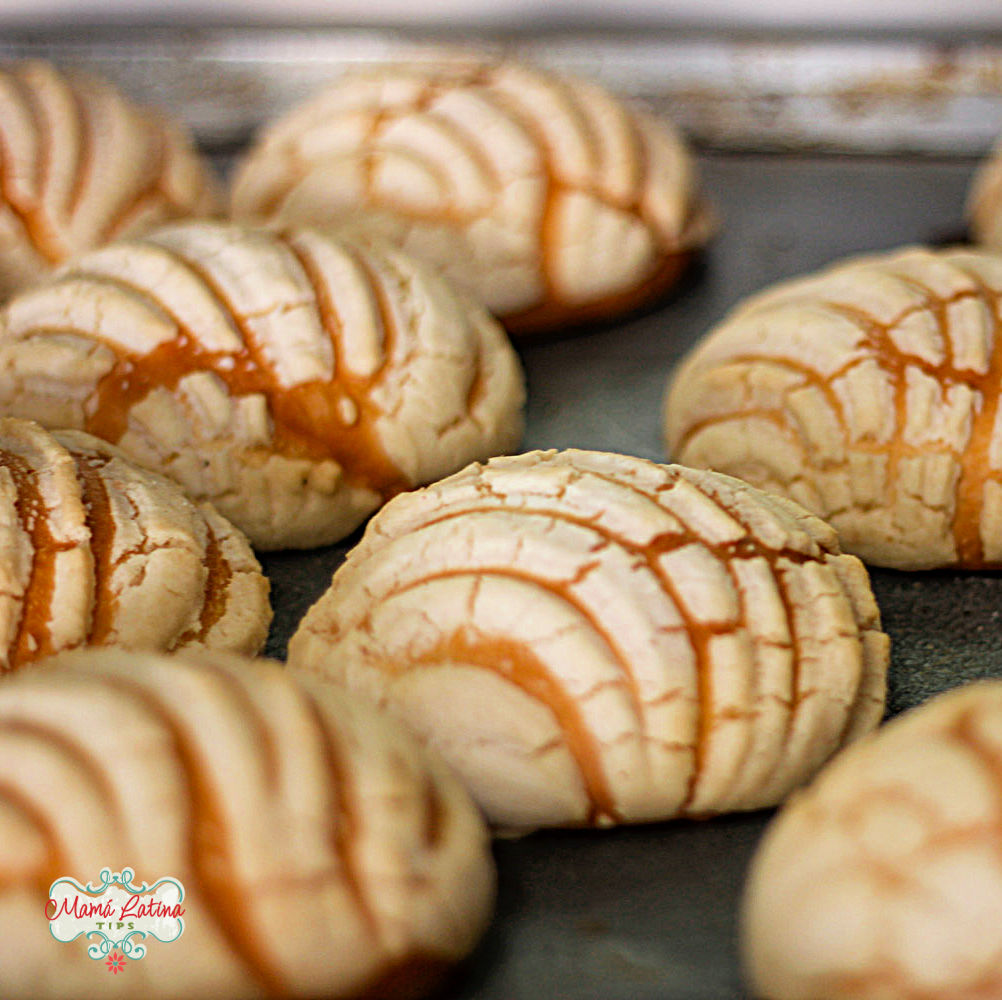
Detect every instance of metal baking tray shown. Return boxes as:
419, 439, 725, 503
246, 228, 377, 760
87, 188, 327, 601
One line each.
3, 25, 1002, 999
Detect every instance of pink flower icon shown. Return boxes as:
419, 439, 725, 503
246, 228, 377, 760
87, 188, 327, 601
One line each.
105, 951, 126, 975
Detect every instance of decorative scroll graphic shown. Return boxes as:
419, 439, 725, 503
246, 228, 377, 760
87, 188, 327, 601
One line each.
46, 868, 185, 970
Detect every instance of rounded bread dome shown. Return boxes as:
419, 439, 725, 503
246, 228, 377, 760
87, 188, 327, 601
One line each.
288, 448, 888, 832
742, 680, 1002, 1000
0, 60, 219, 299
230, 59, 712, 336
0, 417, 270, 672
666, 245, 1002, 570
0, 647, 496, 999
0, 220, 525, 549
967, 138, 1002, 248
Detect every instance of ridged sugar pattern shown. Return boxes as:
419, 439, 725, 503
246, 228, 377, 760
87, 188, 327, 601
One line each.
743, 681, 1002, 999
0, 222, 525, 549
666, 246, 1002, 569
0, 648, 495, 998
289, 449, 888, 831
231, 60, 712, 334
0, 418, 270, 670
0, 60, 219, 299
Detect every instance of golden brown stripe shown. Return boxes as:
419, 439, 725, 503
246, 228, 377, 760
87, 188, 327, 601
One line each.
93, 671, 287, 995
71, 449, 118, 645
4, 453, 70, 668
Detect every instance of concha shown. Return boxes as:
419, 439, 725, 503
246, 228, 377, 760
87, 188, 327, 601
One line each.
0, 220, 525, 549
0, 60, 219, 299
0, 417, 270, 672
743, 680, 1002, 1000
967, 138, 1002, 248
289, 449, 888, 831
666, 245, 1002, 569
0, 647, 495, 998
231, 59, 712, 336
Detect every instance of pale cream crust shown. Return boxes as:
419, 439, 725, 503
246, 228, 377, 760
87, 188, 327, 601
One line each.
742, 681, 1002, 1000
288, 448, 888, 832
0, 418, 270, 672
0, 647, 496, 999
968, 139, 1002, 249
665, 245, 1002, 570
0, 221, 526, 549
0, 60, 219, 300
230, 59, 713, 335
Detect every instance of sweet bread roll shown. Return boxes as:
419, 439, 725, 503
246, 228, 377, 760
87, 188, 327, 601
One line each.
742, 681, 1002, 1000
666, 245, 1002, 570
0, 220, 525, 549
0, 60, 218, 300
0, 417, 269, 671
230, 59, 712, 336
0, 647, 495, 999
288, 449, 888, 832
967, 140, 1002, 247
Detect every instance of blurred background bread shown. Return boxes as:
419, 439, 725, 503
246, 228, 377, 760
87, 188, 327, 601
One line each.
743, 680, 1002, 999
0, 60, 219, 301
231, 59, 712, 337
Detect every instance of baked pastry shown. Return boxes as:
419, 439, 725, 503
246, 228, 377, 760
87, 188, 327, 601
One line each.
230, 59, 712, 336
288, 449, 888, 832
967, 140, 1002, 247
0, 647, 495, 998
742, 680, 1002, 1000
666, 245, 1002, 570
0, 60, 218, 300
0, 417, 269, 671
0, 220, 525, 549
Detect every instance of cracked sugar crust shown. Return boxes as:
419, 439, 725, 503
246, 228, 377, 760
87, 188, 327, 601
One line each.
230, 58, 713, 336
742, 681, 1002, 1000
0, 220, 525, 550
665, 245, 1002, 570
0, 418, 270, 672
0, 60, 220, 300
287, 448, 888, 832
0, 647, 495, 999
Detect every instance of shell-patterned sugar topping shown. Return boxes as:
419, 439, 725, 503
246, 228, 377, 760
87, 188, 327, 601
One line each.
230, 59, 712, 335
0, 418, 270, 671
0, 648, 496, 999
742, 681, 1002, 1000
0, 220, 525, 550
0, 60, 219, 300
288, 449, 888, 832
666, 245, 1002, 570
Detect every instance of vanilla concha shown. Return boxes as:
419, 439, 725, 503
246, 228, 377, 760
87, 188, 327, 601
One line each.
0, 60, 219, 300
666, 245, 1002, 570
230, 59, 712, 336
743, 680, 1002, 1000
0, 647, 495, 998
288, 449, 888, 832
0, 220, 525, 549
0, 417, 270, 673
